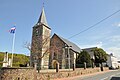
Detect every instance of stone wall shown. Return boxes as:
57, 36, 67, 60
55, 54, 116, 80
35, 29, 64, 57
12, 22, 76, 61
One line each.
50, 34, 78, 69
0, 67, 36, 80
49, 34, 65, 69
0, 67, 109, 80
36, 68, 103, 80
31, 23, 51, 69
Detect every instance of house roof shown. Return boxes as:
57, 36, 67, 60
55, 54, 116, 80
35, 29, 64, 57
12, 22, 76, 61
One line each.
54, 34, 81, 53
82, 47, 97, 51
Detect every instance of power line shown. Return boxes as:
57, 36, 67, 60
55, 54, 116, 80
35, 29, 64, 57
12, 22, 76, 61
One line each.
68, 9, 120, 39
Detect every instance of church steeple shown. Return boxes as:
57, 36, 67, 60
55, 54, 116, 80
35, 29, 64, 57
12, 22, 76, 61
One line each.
31, 5, 51, 69
38, 7, 48, 27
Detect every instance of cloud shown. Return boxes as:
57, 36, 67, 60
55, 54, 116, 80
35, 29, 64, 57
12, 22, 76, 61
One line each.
112, 22, 120, 28
118, 23, 120, 27
96, 42, 103, 48
109, 35, 120, 42
79, 41, 103, 49
105, 47, 120, 60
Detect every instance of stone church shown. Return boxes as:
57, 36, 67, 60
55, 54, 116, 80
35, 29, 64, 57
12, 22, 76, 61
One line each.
31, 7, 81, 69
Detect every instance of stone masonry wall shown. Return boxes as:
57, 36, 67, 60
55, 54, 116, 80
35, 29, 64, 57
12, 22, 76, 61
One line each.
0, 67, 109, 80
37, 67, 109, 80
0, 67, 36, 80
50, 34, 65, 69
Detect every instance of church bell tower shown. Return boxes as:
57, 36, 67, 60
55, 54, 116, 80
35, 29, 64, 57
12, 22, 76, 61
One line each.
31, 7, 51, 69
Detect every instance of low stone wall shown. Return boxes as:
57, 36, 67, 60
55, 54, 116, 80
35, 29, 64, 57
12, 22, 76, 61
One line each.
37, 67, 109, 80
0, 67, 36, 80
36, 68, 102, 80
103, 67, 109, 71
0, 67, 109, 80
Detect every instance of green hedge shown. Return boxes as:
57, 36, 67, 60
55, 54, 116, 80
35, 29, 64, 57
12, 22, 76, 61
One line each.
76, 63, 92, 68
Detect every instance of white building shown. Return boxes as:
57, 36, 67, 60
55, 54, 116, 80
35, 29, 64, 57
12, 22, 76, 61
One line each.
107, 53, 119, 69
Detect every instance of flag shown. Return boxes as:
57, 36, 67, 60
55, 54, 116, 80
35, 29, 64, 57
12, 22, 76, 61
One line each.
9, 26, 16, 34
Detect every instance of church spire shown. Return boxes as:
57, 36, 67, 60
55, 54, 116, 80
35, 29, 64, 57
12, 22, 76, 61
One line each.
38, 7, 48, 27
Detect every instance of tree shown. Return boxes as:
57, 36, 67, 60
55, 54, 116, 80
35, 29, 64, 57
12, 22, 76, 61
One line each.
24, 41, 31, 51
92, 48, 107, 71
92, 48, 107, 64
76, 50, 91, 64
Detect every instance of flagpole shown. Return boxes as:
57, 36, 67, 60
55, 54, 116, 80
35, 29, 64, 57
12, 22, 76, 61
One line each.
11, 31, 16, 67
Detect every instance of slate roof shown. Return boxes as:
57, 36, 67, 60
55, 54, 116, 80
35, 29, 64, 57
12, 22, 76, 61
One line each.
55, 34, 81, 53
37, 7, 49, 27
82, 47, 97, 51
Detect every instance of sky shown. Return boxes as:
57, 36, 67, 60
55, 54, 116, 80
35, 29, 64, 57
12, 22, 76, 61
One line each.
0, 0, 120, 59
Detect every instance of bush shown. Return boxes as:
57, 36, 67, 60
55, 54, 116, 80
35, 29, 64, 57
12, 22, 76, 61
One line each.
76, 63, 92, 68
19, 64, 27, 67
76, 50, 91, 64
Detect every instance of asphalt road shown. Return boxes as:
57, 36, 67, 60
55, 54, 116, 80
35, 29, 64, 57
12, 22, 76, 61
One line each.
73, 69, 120, 80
